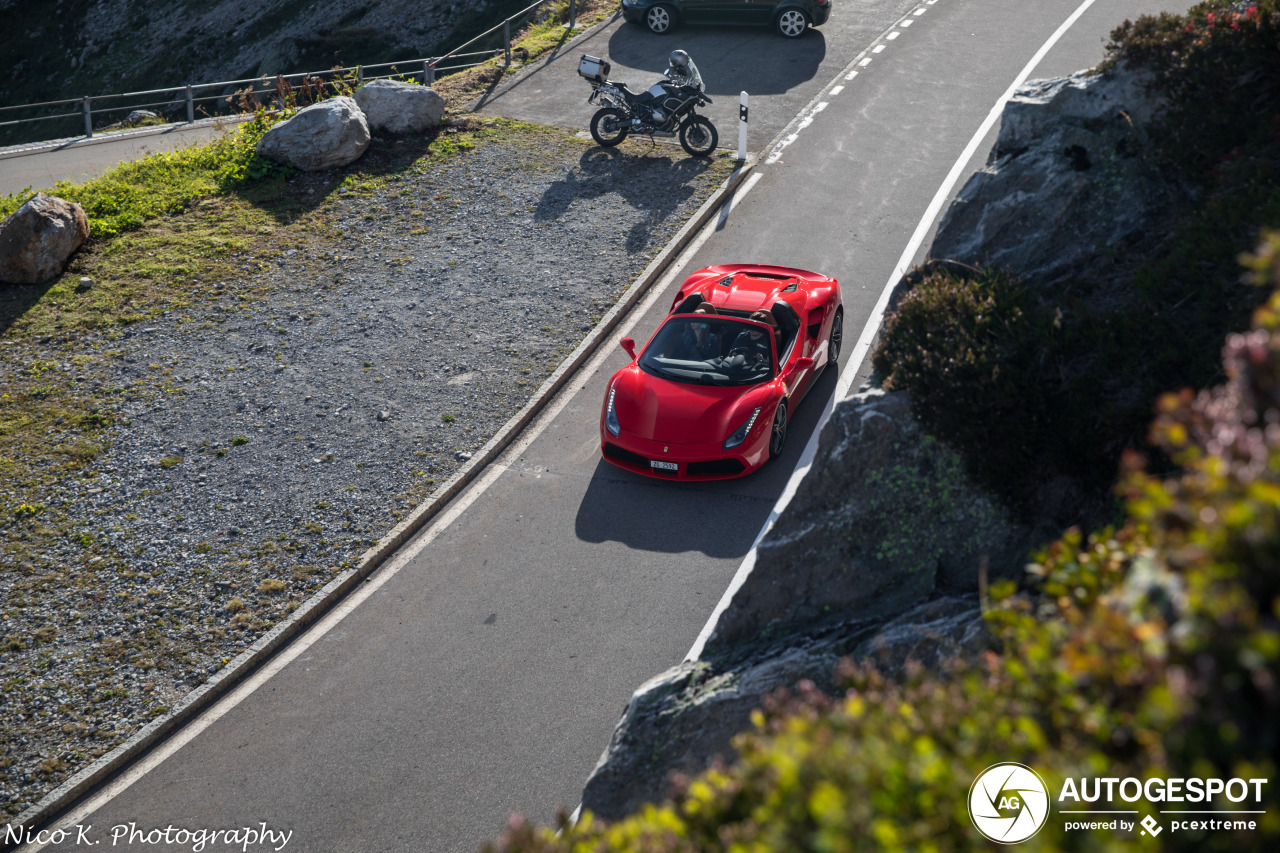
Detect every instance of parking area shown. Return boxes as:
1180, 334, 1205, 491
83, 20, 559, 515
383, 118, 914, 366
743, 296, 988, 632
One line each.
474, 1, 920, 154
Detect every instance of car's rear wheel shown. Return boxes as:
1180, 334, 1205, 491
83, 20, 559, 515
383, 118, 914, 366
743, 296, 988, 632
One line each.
769, 403, 788, 460
777, 8, 810, 38
828, 306, 844, 364
590, 108, 629, 147
646, 4, 676, 34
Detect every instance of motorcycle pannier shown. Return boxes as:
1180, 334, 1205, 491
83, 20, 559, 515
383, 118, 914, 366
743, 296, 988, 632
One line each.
578, 54, 611, 82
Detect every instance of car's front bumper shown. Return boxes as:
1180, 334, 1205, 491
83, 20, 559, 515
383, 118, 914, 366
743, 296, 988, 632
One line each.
599, 424, 770, 480
620, 3, 647, 25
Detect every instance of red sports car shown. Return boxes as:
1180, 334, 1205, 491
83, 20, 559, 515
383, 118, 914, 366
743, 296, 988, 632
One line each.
600, 264, 843, 480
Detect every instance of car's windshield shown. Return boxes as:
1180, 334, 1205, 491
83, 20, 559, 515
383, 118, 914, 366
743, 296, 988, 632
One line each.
638, 316, 775, 387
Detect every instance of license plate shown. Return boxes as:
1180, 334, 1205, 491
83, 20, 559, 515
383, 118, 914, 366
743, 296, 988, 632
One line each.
650, 459, 678, 472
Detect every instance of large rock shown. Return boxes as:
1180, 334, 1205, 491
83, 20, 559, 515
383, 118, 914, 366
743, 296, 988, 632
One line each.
354, 79, 446, 134
703, 388, 1029, 655
256, 97, 370, 172
580, 598, 986, 821
0, 193, 90, 285
931, 65, 1181, 285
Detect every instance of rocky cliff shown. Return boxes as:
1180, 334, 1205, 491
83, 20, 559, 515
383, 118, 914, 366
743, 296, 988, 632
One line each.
1, 0, 526, 143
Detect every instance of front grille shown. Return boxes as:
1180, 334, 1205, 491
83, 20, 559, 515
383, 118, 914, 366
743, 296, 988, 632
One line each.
603, 442, 650, 467
686, 458, 746, 477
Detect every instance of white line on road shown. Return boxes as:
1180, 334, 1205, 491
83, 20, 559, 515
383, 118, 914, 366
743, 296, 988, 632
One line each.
15, 168, 768, 853
684, 0, 1105, 662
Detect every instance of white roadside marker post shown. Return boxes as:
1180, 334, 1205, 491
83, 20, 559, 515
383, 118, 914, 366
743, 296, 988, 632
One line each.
738, 91, 748, 160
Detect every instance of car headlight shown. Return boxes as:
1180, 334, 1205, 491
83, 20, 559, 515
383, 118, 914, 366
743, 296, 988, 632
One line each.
606, 386, 621, 436
723, 407, 761, 450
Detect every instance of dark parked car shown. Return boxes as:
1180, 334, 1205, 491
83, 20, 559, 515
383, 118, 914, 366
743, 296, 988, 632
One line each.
620, 0, 831, 38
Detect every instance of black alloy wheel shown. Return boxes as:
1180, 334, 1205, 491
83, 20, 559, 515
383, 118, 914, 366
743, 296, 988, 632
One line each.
590, 108, 629, 147
769, 403, 788, 460
828, 307, 844, 364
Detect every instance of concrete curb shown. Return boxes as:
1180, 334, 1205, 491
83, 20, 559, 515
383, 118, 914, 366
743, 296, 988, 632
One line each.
9, 155, 755, 842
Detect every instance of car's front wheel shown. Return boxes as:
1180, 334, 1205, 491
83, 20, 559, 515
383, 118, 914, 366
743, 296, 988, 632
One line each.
777, 8, 810, 38
646, 4, 677, 34
769, 403, 788, 460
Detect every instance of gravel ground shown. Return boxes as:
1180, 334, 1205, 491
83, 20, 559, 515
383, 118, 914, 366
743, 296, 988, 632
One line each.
0, 122, 732, 817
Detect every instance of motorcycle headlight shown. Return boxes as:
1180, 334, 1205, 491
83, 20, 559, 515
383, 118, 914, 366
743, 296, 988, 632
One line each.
606, 386, 621, 436
723, 407, 761, 450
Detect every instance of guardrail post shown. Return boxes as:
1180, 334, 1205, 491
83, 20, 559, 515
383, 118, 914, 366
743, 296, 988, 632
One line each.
503, 19, 511, 65
568, 0, 576, 29
738, 91, 748, 160
424, 60, 433, 85
357, 65, 364, 85
82, 96, 92, 137
186, 84, 195, 122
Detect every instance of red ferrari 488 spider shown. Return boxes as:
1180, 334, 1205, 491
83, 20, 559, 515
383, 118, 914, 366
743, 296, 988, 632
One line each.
600, 264, 843, 480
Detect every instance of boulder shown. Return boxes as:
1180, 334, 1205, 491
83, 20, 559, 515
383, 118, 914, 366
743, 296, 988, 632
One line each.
256, 96, 370, 172
0, 193, 90, 285
354, 79, 446, 134
702, 388, 1029, 656
931, 64, 1182, 285
580, 598, 986, 821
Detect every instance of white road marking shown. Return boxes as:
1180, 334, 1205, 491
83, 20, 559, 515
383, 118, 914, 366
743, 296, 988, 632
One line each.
914, 8, 926, 15
900, 19, 914, 26
888, 31, 901, 39
845, 70, 859, 80
859, 57, 874, 66
873, 44, 886, 53
684, 0, 1106, 662
15, 171, 768, 853
830, 85, 845, 96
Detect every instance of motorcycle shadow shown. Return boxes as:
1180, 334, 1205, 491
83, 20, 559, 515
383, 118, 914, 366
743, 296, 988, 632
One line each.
534, 147, 714, 252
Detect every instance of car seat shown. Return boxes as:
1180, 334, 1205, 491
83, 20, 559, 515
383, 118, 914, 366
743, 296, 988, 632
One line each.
674, 292, 706, 314
771, 301, 801, 363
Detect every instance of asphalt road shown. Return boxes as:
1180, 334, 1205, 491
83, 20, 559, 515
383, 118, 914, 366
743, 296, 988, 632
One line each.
26, 0, 1186, 851
0, 121, 242, 198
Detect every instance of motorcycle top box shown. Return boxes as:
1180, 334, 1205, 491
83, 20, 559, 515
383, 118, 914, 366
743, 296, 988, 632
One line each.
578, 55, 611, 82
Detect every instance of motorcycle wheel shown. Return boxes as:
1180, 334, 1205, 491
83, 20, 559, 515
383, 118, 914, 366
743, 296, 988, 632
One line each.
590, 107, 629, 147
679, 115, 718, 157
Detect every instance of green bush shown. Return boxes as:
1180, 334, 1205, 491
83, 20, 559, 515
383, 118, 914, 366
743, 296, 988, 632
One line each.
483, 235, 1280, 853
1107, 1, 1280, 180
0, 110, 292, 239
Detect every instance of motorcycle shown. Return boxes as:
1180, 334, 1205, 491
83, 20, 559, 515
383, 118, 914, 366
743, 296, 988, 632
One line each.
577, 54, 718, 157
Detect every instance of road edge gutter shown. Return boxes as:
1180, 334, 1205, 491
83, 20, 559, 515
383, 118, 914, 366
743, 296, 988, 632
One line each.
10, 157, 755, 842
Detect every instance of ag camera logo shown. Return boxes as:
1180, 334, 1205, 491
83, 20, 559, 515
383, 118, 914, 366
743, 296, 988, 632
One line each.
969, 763, 1051, 843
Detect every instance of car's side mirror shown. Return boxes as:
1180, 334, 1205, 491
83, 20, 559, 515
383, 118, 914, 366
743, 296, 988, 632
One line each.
620, 337, 637, 360
792, 357, 815, 373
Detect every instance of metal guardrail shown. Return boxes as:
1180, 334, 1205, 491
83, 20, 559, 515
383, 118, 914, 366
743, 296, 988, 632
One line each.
0, 0, 578, 144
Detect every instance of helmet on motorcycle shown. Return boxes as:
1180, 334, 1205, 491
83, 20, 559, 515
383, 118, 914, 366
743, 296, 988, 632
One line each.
669, 49, 690, 69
